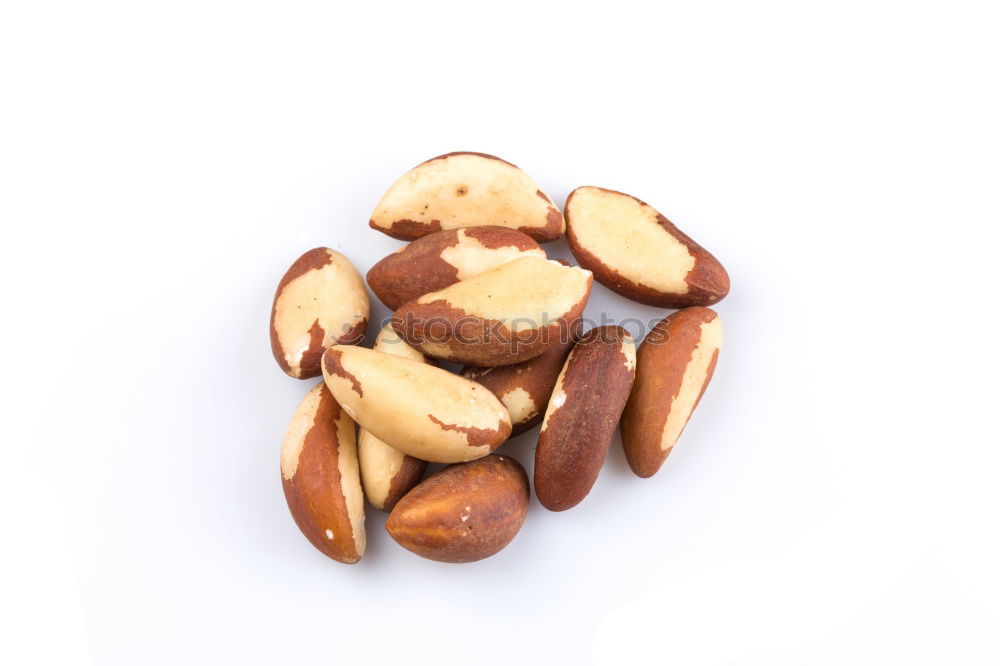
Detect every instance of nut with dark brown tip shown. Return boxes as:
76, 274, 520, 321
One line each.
565, 186, 729, 308
385, 454, 530, 563
534, 326, 636, 511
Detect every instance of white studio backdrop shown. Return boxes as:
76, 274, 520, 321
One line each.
2, 1, 998, 664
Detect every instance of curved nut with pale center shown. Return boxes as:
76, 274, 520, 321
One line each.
358, 325, 428, 511
367, 226, 546, 310
620, 307, 723, 478
280, 382, 366, 564
322, 345, 511, 463
565, 186, 729, 308
270, 247, 369, 379
369, 152, 564, 242
385, 454, 530, 563
534, 326, 636, 511
392, 256, 592, 367
461, 334, 576, 436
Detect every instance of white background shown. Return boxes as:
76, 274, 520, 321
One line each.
3, 1, 998, 664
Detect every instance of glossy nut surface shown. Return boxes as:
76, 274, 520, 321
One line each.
386, 454, 529, 563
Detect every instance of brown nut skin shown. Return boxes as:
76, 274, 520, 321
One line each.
534, 326, 636, 511
392, 256, 593, 367
460, 332, 577, 436
270, 247, 369, 379
385, 454, 529, 563
322, 345, 512, 463
369, 152, 565, 243
367, 226, 546, 310
358, 325, 429, 511
565, 186, 729, 308
620, 307, 723, 478
280, 382, 366, 564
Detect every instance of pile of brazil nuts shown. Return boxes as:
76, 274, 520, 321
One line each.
271, 152, 729, 564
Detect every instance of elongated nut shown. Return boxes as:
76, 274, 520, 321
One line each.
534, 326, 636, 511
322, 345, 511, 463
359, 325, 428, 511
270, 247, 369, 378
367, 226, 546, 309
280, 382, 365, 563
620, 307, 723, 478
565, 187, 729, 307
393, 256, 592, 367
386, 454, 529, 563
370, 152, 564, 242
461, 334, 576, 436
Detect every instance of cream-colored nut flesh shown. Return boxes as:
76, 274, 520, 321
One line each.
660, 316, 723, 451
370, 152, 564, 241
280, 385, 324, 481
323, 346, 511, 463
567, 187, 694, 294
623, 339, 637, 371
335, 418, 365, 556
540, 371, 568, 432
415, 257, 592, 334
359, 430, 406, 510
271, 248, 369, 378
499, 387, 537, 427
370, 324, 425, 363
358, 325, 427, 510
439, 228, 546, 280
280, 382, 365, 564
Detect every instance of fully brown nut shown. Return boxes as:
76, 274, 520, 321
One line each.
358, 325, 428, 511
369, 152, 564, 242
280, 382, 365, 564
392, 256, 592, 367
367, 226, 546, 310
534, 326, 636, 511
461, 334, 576, 436
620, 307, 723, 478
270, 247, 369, 379
385, 454, 529, 563
565, 186, 729, 308
322, 345, 511, 463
